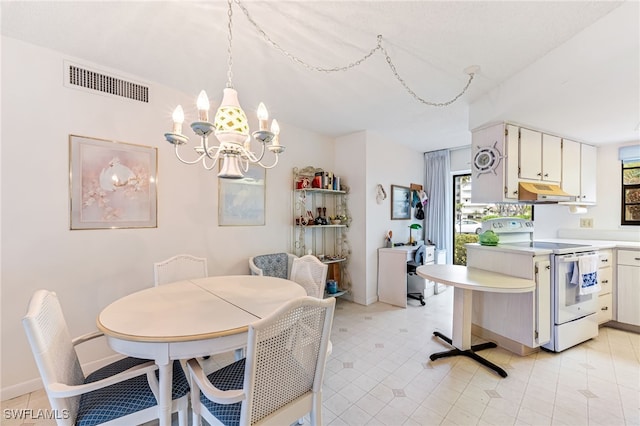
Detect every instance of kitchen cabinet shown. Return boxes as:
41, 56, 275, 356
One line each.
617, 249, 640, 326
467, 246, 551, 353
561, 140, 597, 204
597, 249, 613, 324
519, 129, 561, 183
378, 245, 435, 308
470, 123, 520, 203
292, 166, 351, 295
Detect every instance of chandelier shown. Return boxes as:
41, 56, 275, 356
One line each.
164, 0, 284, 179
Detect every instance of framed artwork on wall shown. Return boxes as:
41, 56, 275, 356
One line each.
391, 184, 411, 220
218, 164, 266, 226
69, 135, 157, 229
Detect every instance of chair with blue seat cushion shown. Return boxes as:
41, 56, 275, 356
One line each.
186, 296, 336, 426
290, 255, 328, 299
249, 253, 297, 279
22, 289, 190, 426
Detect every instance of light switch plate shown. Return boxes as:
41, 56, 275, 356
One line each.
580, 218, 594, 228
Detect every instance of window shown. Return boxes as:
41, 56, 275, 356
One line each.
622, 160, 640, 225
453, 173, 533, 265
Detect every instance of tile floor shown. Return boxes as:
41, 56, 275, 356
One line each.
3, 289, 639, 425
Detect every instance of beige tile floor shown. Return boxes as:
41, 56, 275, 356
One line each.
3, 289, 639, 425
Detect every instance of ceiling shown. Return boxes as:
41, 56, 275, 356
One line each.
2, 1, 638, 152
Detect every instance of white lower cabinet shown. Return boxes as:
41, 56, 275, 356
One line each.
617, 249, 640, 326
597, 250, 613, 324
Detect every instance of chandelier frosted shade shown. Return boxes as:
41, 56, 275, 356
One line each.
214, 88, 249, 141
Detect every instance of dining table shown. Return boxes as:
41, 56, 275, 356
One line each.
97, 275, 306, 426
417, 264, 535, 377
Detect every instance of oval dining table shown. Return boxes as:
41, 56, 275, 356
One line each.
97, 275, 306, 426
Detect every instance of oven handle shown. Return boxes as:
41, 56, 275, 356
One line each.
560, 252, 598, 263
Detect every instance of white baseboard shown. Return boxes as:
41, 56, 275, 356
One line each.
1, 354, 125, 402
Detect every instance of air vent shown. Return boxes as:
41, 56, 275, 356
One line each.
65, 61, 149, 103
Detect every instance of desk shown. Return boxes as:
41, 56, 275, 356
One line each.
378, 245, 434, 307
416, 264, 535, 377
97, 275, 306, 426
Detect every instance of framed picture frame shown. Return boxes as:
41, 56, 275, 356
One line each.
391, 184, 411, 220
69, 135, 157, 230
218, 164, 266, 226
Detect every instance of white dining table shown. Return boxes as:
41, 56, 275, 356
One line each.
417, 264, 535, 377
97, 275, 306, 426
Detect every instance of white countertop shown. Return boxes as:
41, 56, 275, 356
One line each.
467, 238, 639, 255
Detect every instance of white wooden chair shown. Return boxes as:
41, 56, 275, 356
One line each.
186, 296, 335, 426
290, 255, 328, 298
22, 289, 190, 426
249, 253, 297, 279
154, 254, 208, 286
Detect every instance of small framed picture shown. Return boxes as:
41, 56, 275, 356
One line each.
69, 135, 157, 229
218, 164, 266, 226
391, 185, 411, 220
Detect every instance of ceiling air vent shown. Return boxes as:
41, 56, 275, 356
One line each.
65, 61, 149, 103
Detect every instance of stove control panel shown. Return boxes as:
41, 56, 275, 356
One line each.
482, 218, 534, 234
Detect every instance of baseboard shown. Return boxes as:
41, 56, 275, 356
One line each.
1, 353, 125, 402
601, 321, 640, 334
471, 324, 540, 357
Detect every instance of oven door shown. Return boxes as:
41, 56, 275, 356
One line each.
554, 252, 599, 324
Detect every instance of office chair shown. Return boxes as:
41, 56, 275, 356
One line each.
407, 244, 427, 306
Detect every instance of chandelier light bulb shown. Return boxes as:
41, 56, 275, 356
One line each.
197, 90, 210, 122
271, 119, 280, 146
172, 105, 185, 134
257, 102, 269, 131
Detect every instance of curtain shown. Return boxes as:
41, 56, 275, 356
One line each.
424, 149, 452, 263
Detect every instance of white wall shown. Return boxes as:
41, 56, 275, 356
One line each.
0, 37, 334, 399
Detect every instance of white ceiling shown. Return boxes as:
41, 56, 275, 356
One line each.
2, 1, 638, 152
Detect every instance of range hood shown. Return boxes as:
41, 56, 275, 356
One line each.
518, 182, 576, 203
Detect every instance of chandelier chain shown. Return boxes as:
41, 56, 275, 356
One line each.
226, 0, 234, 88
235, 0, 475, 107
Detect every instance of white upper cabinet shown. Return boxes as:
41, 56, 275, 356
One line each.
520, 128, 561, 182
580, 144, 597, 203
562, 140, 597, 204
561, 139, 581, 196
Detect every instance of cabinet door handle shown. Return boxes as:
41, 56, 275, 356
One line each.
537, 172, 542, 176
601, 259, 608, 263
601, 280, 609, 284
635, 257, 640, 261
544, 173, 549, 177
601, 306, 608, 311
546, 265, 551, 270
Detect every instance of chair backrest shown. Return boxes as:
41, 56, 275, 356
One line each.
154, 254, 208, 286
290, 255, 328, 298
22, 290, 85, 420
414, 245, 427, 265
249, 253, 297, 280
241, 296, 335, 425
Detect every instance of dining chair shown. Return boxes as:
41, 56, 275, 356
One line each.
290, 255, 328, 298
249, 253, 297, 279
186, 296, 336, 426
154, 254, 208, 286
22, 289, 190, 426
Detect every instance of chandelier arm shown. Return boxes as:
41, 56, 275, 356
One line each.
255, 155, 280, 170
203, 135, 220, 160
174, 145, 209, 165
202, 154, 221, 171
243, 143, 267, 163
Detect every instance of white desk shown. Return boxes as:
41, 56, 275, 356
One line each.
416, 264, 535, 377
378, 245, 434, 307
97, 275, 306, 426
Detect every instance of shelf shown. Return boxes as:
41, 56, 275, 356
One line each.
324, 289, 347, 298
321, 258, 346, 264
295, 224, 346, 228
295, 188, 346, 195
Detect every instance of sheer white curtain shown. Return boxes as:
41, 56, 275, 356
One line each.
424, 150, 452, 263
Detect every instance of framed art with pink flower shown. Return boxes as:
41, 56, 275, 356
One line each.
69, 135, 157, 229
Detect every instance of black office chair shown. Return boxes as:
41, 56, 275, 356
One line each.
407, 244, 427, 306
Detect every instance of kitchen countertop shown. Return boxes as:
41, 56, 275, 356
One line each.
467, 238, 639, 255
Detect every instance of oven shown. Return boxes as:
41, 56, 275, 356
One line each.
543, 248, 599, 352
482, 219, 599, 352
